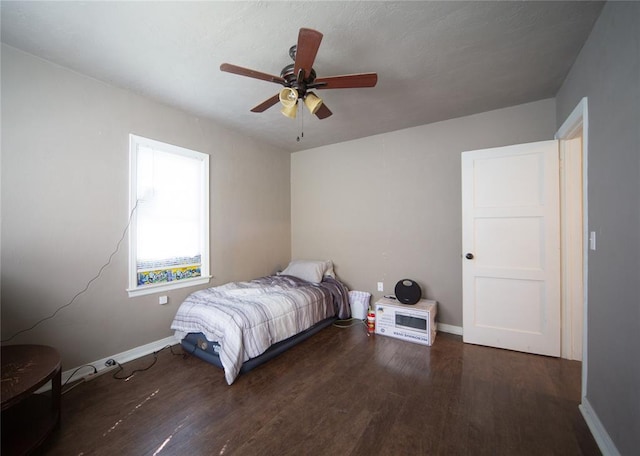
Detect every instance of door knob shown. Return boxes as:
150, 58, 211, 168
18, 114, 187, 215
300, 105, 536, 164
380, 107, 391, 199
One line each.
465, 253, 474, 260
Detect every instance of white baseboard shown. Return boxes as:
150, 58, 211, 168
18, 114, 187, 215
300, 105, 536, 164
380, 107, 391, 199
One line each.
437, 323, 463, 336
58, 334, 180, 388
580, 397, 621, 456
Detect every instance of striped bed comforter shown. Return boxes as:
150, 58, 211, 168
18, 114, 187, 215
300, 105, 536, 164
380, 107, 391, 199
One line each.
171, 275, 349, 384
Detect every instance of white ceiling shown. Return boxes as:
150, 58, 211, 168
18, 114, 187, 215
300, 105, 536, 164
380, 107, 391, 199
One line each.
1, 1, 604, 152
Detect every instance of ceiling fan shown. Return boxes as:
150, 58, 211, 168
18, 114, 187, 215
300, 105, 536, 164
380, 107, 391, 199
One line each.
220, 28, 378, 120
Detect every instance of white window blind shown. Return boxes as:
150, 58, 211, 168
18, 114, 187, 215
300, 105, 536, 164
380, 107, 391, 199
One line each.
128, 135, 210, 297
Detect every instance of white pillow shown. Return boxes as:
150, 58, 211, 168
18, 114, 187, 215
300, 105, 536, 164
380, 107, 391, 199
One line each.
280, 260, 332, 284
323, 260, 336, 278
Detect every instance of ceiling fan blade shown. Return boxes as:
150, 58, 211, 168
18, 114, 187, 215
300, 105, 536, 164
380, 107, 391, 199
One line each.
220, 63, 285, 85
315, 103, 332, 119
250, 94, 280, 113
313, 73, 378, 89
294, 28, 323, 80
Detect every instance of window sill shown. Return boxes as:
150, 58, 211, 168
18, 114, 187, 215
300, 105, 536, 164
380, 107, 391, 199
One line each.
127, 276, 212, 298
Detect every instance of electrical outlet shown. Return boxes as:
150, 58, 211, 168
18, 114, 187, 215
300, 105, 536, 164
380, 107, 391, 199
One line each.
377, 282, 384, 292
159, 295, 168, 305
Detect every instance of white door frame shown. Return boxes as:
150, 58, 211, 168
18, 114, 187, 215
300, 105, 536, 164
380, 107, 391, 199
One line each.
555, 97, 589, 400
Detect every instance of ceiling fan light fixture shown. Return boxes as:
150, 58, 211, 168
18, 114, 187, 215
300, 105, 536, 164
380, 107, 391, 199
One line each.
303, 92, 323, 115
279, 87, 298, 108
281, 102, 298, 119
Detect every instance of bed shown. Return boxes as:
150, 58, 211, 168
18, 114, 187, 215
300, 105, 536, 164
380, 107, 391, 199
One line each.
170, 260, 350, 384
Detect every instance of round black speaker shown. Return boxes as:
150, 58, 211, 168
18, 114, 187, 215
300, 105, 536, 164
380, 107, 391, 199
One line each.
395, 279, 422, 305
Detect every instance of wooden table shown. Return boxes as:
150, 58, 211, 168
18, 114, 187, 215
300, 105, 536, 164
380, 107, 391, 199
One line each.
1, 344, 61, 455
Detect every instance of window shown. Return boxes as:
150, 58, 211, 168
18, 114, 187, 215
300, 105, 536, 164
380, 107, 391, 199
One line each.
128, 134, 210, 297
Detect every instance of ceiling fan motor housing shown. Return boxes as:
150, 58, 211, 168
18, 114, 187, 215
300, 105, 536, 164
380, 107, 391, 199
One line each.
280, 63, 318, 99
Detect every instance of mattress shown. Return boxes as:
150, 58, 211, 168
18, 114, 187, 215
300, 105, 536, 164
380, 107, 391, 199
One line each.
171, 274, 349, 384
180, 316, 336, 376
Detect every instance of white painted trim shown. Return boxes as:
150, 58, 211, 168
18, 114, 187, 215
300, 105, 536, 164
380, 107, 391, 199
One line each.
127, 275, 211, 297
437, 323, 463, 336
50, 335, 181, 390
580, 398, 621, 456
556, 97, 588, 139
555, 97, 589, 400
48, 324, 468, 389
60, 326, 467, 387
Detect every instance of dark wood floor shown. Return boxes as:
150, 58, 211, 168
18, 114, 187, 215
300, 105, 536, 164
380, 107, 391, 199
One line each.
39, 325, 600, 455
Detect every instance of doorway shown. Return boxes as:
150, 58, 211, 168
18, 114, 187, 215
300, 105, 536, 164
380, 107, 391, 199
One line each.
556, 98, 588, 372
559, 131, 584, 361
462, 98, 588, 365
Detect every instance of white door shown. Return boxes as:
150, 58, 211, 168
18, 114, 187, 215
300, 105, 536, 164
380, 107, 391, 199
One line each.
462, 140, 561, 357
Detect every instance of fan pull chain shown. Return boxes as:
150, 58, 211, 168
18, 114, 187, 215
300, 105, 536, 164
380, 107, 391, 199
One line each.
297, 103, 304, 142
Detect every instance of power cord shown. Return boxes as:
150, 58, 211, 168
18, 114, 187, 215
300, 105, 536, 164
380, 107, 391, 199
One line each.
60, 364, 98, 395
1, 201, 139, 344
333, 317, 368, 331
110, 344, 183, 381
333, 317, 365, 327
62, 364, 98, 387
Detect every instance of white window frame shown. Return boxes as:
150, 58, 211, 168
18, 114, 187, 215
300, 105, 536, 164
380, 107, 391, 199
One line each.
127, 134, 210, 297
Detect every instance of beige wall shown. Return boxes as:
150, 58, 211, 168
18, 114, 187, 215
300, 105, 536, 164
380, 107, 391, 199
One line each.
291, 99, 556, 326
0, 45, 291, 368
